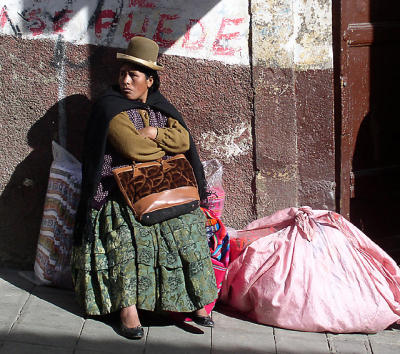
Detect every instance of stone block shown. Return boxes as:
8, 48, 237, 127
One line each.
0, 342, 73, 354
8, 293, 83, 348
146, 322, 211, 354
327, 333, 371, 354
76, 319, 146, 354
369, 328, 400, 354
275, 328, 330, 354
212, 311, 275, 353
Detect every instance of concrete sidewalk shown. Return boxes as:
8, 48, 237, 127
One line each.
1, 268, 399, 354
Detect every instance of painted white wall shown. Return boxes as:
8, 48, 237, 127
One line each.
0, 0, 249, 65
0, 0, 333, 69
252, 0, 333, 70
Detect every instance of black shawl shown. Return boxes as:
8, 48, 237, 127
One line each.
73, 86, 207, 244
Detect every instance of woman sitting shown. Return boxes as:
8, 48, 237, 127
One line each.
72, 37, 217, 340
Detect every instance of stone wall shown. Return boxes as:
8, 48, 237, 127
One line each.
0, 0, 335, 268
251, 0, 335, 216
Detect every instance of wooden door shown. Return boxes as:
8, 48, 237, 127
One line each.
339, 0, 400, 261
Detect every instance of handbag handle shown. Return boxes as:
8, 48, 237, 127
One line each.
131, 159, 163, 168
131, 154, 186, 168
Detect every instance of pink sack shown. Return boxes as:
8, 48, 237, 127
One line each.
229, 225, 283, 262
220, 207, 400, 333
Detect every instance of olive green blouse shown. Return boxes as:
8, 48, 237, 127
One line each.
108, 109, 190, 162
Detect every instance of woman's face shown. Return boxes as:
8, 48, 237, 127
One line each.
118, 63, 154, 102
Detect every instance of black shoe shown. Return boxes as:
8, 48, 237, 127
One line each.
191, 315, 214, 328
119, 323, 144, 339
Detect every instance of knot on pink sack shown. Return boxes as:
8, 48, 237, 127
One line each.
295, 206, 315, 241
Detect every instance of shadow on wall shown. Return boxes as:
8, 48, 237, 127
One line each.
0, 95, 91, 269
0, 0, 222, 268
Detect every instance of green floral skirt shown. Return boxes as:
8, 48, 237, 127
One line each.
71, 195, 217, 316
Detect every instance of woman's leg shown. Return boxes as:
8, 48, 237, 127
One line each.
192, 306, 214, 327
119, 304, 144, 339
120, 304, 141, 328
194, 307, 208, 317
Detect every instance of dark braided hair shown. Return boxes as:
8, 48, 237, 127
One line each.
142, 67, 160, 94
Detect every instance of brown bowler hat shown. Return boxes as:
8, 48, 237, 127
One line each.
117, 36, 163, 71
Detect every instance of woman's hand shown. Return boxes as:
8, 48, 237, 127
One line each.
138, 127, 157, 139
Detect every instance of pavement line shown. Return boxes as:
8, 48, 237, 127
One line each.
272, 327, 278, 354
366, 335, 374, 354
210, 312, 213, 354
325, 332, 334, 353
143, 324, 149, 353
72, 316, 86, 353
7, 286, 34, 336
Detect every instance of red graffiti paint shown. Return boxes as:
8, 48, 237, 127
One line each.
129, 0, 156, 9
123, 12, 149, 41
0, 6, 7, 28
95, 9, 116, 38
153, 14, 179, 48
27, 9, 46, 36
53, 9, 73, 33
212, 17, 244, 55
182, 19, 206, 50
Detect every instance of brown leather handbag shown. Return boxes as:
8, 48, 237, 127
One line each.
112, 154, 200, 225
